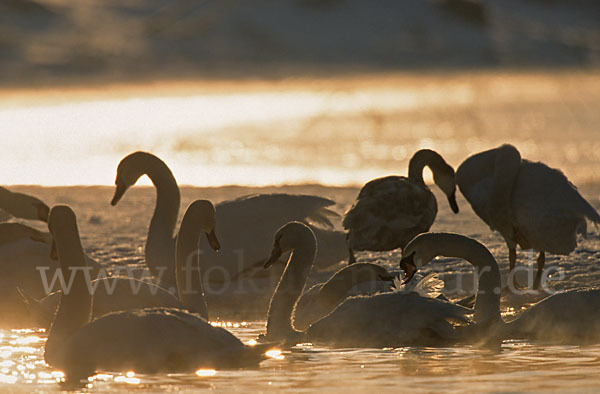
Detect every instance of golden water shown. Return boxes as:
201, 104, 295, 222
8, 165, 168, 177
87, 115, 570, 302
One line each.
2, 323, 600, 392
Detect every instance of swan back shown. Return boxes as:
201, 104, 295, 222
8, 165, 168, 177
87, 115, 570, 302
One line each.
307, 291, 470, 347
293, 262, 392, 330
507, 289, 600, 343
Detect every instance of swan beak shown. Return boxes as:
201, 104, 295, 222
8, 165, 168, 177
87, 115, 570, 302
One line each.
50, 239, 58, 260
400, 254, 417, 283
448, 191, 459, 214
111, 181, 127, 206
206, 229, 221, 251
264, 242, 282, 269
36, 203, 50, 222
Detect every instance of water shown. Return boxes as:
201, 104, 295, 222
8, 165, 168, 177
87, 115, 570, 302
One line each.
0, 71, 599, 186
2, 324, 600, 393
1, 70, 600, 392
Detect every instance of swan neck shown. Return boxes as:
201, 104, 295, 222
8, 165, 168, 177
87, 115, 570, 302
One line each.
175, 216, 209, 320
427, 234, 501, 324
266, 238, 316, 340
45, 223, 92, 365
408, 150, 444, 184
144, 157, 180, 284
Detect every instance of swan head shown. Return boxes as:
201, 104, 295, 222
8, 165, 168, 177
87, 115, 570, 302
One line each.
399, 233, 440, 283
47, 205, 79, 261
264, 222, 316, 268
111, 151, 152, 205
433, 163, 459, 214
185, 199, 220, 251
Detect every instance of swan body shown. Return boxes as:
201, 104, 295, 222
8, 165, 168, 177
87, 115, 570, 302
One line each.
343, 149, 459, 264
456, 144, 600, 288
45, 202, 269, 380
261, 222, 470, 347
111, 152, 346, 293
293, 262, 394, 331
400, 232, 600, 344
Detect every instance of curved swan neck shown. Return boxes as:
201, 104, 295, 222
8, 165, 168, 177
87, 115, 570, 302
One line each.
407, 149, 447, 185
45, 208, 92, 364
266, 232, 316, 340
175, 212, 209, 320
142, 154, 180, 284
414, 233, 501, 324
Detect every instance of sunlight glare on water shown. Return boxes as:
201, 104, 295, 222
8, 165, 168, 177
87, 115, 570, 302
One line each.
1, 72, 598, 186
2, 324, 600, 392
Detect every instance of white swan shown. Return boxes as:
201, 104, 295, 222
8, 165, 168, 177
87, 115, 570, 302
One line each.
343, 149, 459, 264
110, 151, 347, 295
456, 144, 600, 289
400, 232, 600, 344
260, 222, 470, 347
45, 203, 272, 381
293, 262, 394, 331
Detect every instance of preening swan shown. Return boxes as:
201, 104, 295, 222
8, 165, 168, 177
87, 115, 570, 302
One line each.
45, 203, 272, 381
400, 232, 600, 344
0, 186, 50, 222
343, 149, 459, 264
110, 151, 346, 307
456, 144, 600, 289
260, 222, 470, 347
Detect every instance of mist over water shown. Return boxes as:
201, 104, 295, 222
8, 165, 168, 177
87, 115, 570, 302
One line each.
2, 71, 599, 187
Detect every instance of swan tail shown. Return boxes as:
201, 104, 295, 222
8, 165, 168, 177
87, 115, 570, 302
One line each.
16, 287, 55, 327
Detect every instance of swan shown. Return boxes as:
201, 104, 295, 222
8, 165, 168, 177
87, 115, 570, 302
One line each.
260, 222, 471, 347
110, 151, 347, 296
25, 196, 222, 329
456, 144, 600, 289
293, 262, 394, 331
400, 232, 600, 344
0, 223, 101, 328
343, 149, 459, 264
45, 202, 272, 381
0, 186, 49, 222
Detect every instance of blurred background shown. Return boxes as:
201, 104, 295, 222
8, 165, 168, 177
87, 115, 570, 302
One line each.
0, 0, 599, 186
